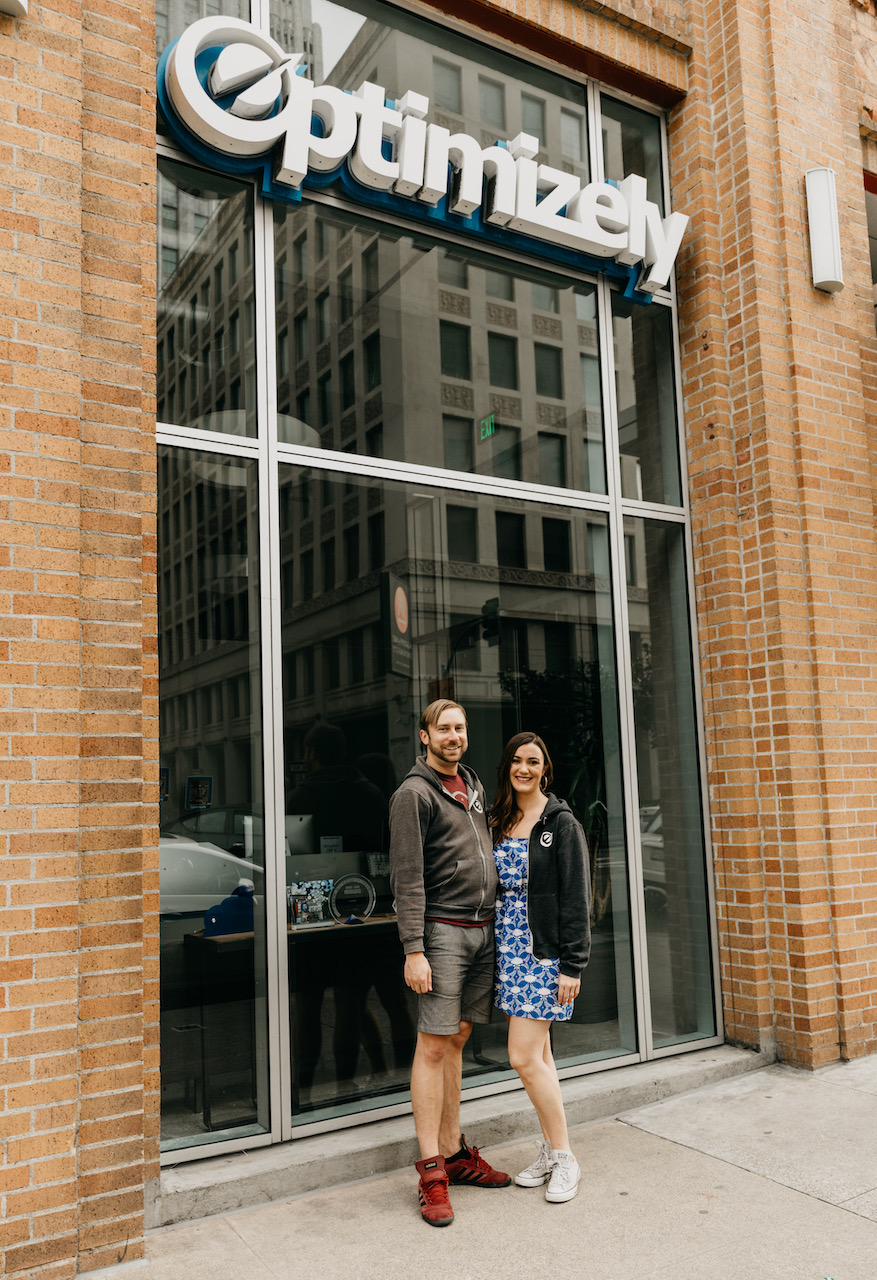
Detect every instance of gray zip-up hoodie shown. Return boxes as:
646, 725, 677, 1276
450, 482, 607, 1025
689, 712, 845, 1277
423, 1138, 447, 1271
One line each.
388, 757, 498, 955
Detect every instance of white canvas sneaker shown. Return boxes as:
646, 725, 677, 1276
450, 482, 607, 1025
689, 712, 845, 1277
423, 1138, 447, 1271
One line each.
515, 1139, 553, 1187
545, 1149, 581, 1202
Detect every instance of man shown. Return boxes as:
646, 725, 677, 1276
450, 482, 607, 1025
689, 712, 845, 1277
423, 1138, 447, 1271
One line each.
287, 721, 387, 853
389, 699, 510, 1227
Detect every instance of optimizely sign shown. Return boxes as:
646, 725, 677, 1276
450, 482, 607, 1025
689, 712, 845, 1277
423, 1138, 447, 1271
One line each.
158, 17, 688, 299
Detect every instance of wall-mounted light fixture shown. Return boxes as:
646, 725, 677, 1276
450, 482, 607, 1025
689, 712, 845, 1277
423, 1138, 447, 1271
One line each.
805, 167, 844, 293
0, 0, 27, 14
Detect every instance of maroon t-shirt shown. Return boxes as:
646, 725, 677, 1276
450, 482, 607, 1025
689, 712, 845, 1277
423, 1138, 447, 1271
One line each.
438, 770, 468, 810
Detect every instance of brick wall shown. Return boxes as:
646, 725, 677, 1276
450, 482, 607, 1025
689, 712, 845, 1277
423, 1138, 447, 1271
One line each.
440, 0, 691, 103
2, 0, 877, 1271
0, 2, 156, 1275
671, 0, 877, 1065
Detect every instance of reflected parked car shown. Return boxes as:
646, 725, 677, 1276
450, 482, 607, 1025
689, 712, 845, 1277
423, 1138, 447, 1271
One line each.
639, 806, 666, 916
162, 806, 264, 858
159, 832, 264, 915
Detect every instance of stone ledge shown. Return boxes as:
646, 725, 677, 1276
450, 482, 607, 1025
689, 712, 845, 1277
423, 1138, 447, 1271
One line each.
152, 1044, 765, 1228
573, 0, 692, 54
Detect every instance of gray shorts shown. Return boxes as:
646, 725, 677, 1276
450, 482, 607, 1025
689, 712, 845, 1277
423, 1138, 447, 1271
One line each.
417, 919, 495, 1036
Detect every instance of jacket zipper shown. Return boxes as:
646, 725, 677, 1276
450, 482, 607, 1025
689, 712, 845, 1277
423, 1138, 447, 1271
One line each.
525, 812, 548, 954
431, 766, 489, 917
465, 801, 488, 915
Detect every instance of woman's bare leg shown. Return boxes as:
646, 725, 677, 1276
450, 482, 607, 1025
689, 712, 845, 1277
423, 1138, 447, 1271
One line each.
507, 1016, 570, 1152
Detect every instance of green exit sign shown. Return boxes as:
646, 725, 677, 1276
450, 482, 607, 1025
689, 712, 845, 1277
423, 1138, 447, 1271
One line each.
479, 414, 495, 442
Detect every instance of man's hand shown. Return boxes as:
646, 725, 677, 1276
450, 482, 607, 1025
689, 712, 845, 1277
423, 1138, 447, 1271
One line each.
404, 951, 432, 994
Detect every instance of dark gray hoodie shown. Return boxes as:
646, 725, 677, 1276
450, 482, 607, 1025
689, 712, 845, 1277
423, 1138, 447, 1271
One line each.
388, 757, 498, 955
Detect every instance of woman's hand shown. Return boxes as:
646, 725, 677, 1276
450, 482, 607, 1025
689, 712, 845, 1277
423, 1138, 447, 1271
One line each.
557, 974, 581, 1006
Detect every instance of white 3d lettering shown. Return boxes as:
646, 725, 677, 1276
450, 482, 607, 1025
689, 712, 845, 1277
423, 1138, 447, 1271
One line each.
163, 17, 688, 293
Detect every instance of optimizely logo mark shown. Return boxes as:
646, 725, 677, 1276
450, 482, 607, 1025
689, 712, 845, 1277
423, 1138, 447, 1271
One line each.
159, 20, 308, 172
158, 17, 688, 298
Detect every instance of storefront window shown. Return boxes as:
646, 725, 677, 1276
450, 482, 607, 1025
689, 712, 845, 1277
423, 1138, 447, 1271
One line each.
280, 468, 635, 1119
626, 518, 715, 1044
267, 0, 589, 184
602, 96, 664, 213
274, 201, 607, 494
156, 0, 250, 65
156, 0, 716, 1157
157, 160, 256, 438
612, 294, 681, 506
158, 447, 269, 1149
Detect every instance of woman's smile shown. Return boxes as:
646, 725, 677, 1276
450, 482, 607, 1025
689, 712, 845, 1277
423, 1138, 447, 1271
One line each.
510, 748, 545, 792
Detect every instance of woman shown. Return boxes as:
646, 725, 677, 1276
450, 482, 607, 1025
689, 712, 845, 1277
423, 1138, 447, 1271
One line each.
490, 731, 591, 1203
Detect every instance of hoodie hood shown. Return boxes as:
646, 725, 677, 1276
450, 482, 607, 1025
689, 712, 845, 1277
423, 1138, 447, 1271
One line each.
538, 792, 573, 823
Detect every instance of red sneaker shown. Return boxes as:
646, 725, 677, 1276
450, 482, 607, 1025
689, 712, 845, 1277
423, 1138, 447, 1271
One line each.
444, 1136, 511, 1188
415, 1155, 454, 1226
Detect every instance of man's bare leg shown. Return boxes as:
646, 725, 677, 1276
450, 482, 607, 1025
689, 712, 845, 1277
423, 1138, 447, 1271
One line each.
410, 1023, 471, 1157
438, 1021, 471, 1155
410, 1030, 451, 1158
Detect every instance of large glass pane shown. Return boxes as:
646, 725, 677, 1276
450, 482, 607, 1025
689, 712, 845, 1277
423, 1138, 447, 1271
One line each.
612, 295, 681, 506
158, 446, 269, 1150
156, 0, 250, 65
274, 200, 607, 494
601, 96, 664, 213
280, 467, 635, 1122
157, 160, 256, 438
626, 518, 715, 1046
269, 0, 588, 183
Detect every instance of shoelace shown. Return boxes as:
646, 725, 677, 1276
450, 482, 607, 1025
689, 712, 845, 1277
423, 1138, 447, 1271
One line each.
421, 1175, 450, 1204
464, 1144, 490, 1170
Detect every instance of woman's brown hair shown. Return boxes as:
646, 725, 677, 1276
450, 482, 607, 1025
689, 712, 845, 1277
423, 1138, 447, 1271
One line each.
489, 732, 554, 841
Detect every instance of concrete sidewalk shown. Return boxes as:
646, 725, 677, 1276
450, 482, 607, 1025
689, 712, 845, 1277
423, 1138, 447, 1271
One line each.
106, 1056, 877, 1280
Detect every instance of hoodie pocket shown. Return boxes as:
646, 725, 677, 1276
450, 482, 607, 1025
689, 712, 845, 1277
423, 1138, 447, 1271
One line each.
425, 861, 460, 895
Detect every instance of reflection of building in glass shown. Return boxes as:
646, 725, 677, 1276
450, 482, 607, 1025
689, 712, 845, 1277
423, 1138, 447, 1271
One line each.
156, 0, 250, 60
158, 451, 262, 825
277, 462, 614, 794
271, 0, 323, 82
274, 203, 604, 488
157, 165, 258, 437
155, 0, 323, 79
327, 15, 589, 179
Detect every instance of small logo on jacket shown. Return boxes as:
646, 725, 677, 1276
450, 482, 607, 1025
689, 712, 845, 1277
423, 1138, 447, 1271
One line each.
539, 830, 553, 847
471, 797, 483, 813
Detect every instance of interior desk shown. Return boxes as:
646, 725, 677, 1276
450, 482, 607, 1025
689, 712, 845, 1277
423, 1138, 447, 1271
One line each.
183, 929, 258, 1132
287, 914, 412, 1113
184, 916, 411, 1124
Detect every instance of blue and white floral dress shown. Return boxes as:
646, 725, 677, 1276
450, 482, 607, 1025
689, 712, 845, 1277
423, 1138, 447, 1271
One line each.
493, 835, 573, 1022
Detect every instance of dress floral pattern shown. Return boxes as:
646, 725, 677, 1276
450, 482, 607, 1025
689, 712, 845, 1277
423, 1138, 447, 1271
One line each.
493, 835, 573, 1022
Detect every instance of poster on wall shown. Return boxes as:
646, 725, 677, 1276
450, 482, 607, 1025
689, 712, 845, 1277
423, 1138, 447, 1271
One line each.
288, 879, 334, 926
185, 775, 213, 810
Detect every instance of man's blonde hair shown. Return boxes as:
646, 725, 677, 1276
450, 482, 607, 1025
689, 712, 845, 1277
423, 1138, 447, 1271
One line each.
420, 699, 467, 733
